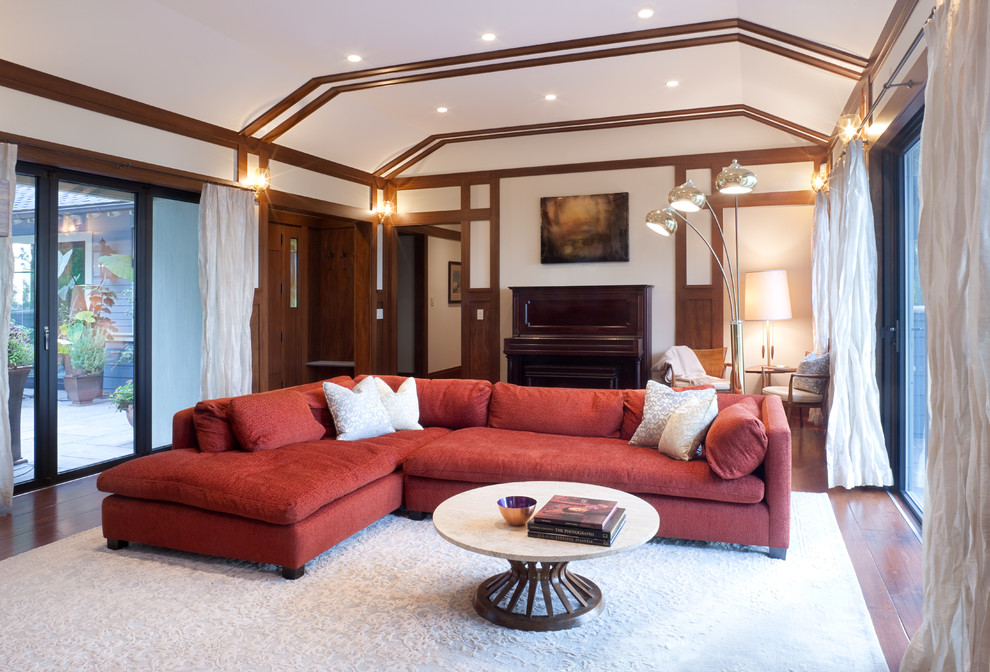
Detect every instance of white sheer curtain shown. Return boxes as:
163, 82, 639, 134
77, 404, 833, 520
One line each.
811, 190, 830, 355
825, 140, 894, 488
902, 1, 990, 669
0, 143, 16, 509
198, 184, 258, 400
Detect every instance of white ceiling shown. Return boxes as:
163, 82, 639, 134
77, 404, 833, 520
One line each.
2, 0, 900, 176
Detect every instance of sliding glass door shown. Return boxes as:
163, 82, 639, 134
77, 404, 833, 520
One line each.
9, 176, 37, 483
55, 181, 136, 474
11, 166, 201, 489
877, 109, 927, 519
900, 138, 926, 510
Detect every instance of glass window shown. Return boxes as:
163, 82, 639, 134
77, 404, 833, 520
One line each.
57, 181, 136, 474
902, 139, 926, 510
150, 197, 201, 448
11, 175, 37, 485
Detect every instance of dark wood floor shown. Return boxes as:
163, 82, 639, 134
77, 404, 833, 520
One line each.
790, 420, 923, 672
1, 418, 921, 671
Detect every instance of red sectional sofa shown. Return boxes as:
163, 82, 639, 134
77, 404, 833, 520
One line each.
97, 376, 791, 579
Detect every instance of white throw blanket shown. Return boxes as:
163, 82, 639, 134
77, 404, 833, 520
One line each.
651, 345, 707, 385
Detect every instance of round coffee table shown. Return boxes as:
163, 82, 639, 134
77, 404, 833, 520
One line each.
433, 481, 660, 631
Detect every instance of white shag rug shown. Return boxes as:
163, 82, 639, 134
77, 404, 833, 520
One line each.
1, 492, 886, 672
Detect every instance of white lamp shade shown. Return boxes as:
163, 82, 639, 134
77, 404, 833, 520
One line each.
744, 269, 792, 321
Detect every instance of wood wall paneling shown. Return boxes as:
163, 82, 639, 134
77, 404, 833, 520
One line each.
319, 227, 357, 364
353, 220, 375, 375
464, 290, 495, 381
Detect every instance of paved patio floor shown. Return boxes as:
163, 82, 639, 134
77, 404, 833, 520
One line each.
13, 390, 133, 485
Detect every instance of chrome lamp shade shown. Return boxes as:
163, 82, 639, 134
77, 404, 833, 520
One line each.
667, 179, 707, 212
715, 159, 758, 195
645, 208, 678, 236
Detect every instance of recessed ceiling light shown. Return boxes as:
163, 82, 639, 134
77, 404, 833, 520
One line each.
481, 32, 496, 42
637, 8, 655, 19
346, 54, 362, 63
436, 106, 448, 114
545, 94, 557, 101
666, 80, 680, 88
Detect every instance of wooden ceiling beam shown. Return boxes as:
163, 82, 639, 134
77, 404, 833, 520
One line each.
378, 105, 829, 179
246, 20, 866, 144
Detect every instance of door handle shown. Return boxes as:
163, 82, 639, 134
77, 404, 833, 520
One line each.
44, 326, 50, 351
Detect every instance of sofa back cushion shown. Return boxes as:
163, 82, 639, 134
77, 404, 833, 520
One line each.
228, 388, 327, 451
417, 378, 492, 428
359, 375, 492, 429
301, 376, 355, 437
488, 382, 623, 438
192, 398, 239, 453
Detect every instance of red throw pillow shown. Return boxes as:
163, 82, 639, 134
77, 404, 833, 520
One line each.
704, 402, 769, 479
227, 389, 327, 451
192, 398, 239, 453
620, 389, 646, 440
488, 382, 623, 438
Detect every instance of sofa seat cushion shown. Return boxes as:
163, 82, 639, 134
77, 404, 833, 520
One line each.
281, 427, 449, 466
402, 427, 765, 504
97, 428, 449, 525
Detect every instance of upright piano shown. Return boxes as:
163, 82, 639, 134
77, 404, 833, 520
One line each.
504, 285, 652, 389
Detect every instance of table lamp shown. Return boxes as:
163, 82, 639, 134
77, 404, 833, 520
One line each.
744, 269, 792, 367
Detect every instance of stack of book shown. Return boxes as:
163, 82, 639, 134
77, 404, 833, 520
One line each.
527, 494, 627, 547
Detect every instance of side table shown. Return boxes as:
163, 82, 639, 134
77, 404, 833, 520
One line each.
745, 365, 796, 390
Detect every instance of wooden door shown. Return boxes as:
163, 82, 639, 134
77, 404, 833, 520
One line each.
267, 221, 306, 389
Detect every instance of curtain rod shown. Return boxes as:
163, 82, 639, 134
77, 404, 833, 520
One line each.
832, 6, 934, 167
855, 6, 936, 137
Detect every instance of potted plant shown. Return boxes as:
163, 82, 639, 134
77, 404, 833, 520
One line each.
110, 379, 134, 427
60, 284, 116, 404
7, 319, 33, 464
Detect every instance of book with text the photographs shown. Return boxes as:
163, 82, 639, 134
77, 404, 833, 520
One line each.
531, 494, 619, 530
528, 510, 627, 546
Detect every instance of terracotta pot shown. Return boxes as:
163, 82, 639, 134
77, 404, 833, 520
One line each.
125, 404, 134, 428
64, 372, 104, 405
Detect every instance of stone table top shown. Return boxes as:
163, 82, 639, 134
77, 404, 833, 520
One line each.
433, 481, 660, 563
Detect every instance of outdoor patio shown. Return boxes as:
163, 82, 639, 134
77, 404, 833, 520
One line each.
13, 389, 133, 485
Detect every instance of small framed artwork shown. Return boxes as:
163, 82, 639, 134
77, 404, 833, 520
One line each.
540, 192, 629, 264
448, 261, 462, 303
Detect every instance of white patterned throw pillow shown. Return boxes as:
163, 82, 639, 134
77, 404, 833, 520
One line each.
629, 380, 717, 448
792, 352, 830, 395
374, 377, 423, 431
323, 376, 395, 441
656, 393, 719, 460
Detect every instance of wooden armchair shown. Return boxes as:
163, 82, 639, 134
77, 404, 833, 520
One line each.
673, 347, 731, 391
692, 347, 731, 379
762, 369, 830, 426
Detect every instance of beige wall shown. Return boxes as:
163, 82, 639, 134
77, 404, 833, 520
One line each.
499, 162, 816, 385
427, 235, 461, 373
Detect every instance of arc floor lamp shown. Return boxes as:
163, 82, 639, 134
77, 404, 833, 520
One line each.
645, 159, 758, 392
